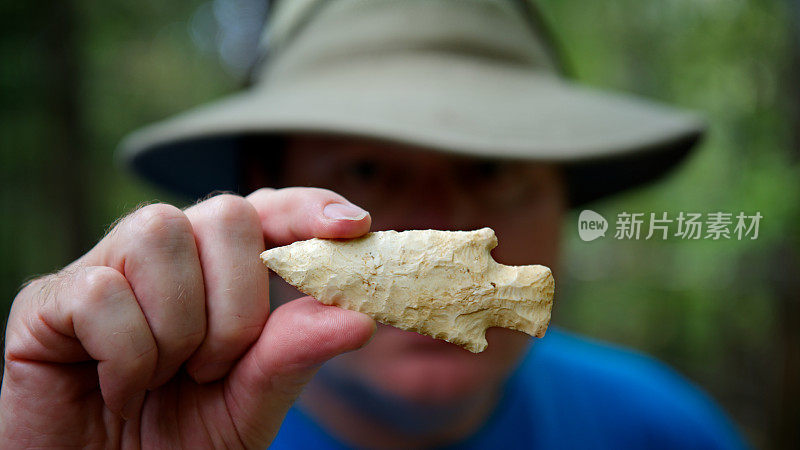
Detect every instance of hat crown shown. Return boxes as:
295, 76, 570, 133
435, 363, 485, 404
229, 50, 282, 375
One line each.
256, 0, 559, 83
119, 0, 703, 207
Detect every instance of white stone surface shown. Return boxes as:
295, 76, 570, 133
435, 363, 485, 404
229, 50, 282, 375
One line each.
260, 228, 554, 353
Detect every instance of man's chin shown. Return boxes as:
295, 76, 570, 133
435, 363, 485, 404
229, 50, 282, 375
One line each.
309, 325, 531, 436
312, 331, 495, 435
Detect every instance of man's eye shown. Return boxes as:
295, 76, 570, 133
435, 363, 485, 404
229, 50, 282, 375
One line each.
478, 161, 500, 179
347, 160, 378, 181
467, 161, 504, 181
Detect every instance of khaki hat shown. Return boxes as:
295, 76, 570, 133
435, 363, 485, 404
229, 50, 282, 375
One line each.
119, 0, 705, 206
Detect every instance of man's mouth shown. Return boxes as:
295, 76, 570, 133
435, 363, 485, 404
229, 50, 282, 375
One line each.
380, 324, 469, 352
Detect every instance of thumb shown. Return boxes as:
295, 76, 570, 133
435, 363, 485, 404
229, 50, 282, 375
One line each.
223, 296, 376, 448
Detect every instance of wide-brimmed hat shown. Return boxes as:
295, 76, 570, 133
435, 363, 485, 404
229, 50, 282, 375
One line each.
119, 0, 705, 206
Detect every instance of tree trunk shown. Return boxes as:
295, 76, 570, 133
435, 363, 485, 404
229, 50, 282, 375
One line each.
43, 0, 92, 259
771, 2, 800, 449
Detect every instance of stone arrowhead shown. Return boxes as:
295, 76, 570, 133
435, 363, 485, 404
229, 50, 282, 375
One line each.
260, 228, 554, 353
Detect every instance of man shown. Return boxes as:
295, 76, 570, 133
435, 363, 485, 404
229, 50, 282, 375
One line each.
0, 0, 746, 448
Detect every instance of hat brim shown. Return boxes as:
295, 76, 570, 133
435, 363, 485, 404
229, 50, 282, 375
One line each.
119, 54, 705, 206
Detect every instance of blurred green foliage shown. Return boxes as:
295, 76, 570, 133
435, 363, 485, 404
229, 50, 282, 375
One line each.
538, 0, 800, 447
1, 0, 798, 448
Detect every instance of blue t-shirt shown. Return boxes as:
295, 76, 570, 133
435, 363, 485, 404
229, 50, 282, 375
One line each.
271, 328, 748, 449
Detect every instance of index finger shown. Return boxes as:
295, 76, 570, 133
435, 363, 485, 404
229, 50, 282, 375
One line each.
246, 187, 372, 247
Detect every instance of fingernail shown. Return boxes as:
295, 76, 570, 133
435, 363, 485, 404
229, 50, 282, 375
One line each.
323, 203, 368, 220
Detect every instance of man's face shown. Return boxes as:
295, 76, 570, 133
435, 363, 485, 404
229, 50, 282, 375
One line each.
251, 135, 566, 407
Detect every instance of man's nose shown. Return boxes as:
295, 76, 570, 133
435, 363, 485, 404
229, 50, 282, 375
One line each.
384, 167, 474, 231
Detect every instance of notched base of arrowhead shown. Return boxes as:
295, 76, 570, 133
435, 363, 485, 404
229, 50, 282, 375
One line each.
260, 228, 555, 353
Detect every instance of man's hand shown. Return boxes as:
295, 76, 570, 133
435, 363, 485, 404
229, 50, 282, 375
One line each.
0, 188, 376, 449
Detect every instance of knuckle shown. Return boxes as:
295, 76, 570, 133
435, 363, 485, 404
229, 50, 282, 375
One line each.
134, 203, 189, 231
249, 187, 275, 197
205, 194, 260, 230
246, 187, 275, 204
129, 203, 193, 247
77, 266, 129, 305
